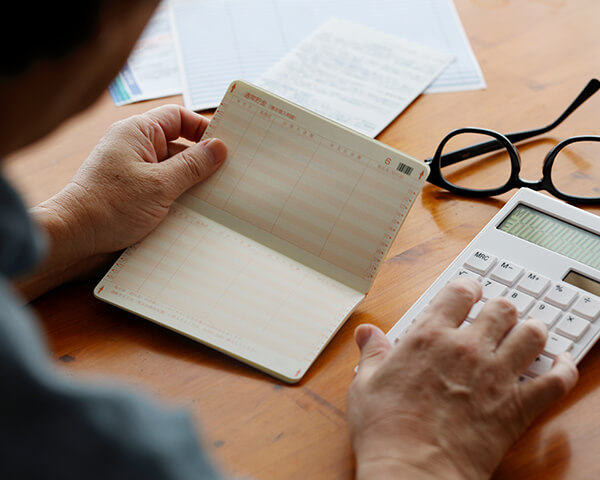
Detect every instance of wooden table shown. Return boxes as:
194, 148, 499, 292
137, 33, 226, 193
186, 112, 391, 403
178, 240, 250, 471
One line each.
5, 1, 600, 478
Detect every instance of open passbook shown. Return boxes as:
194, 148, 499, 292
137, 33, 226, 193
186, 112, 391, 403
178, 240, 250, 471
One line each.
95, 81, 429, 382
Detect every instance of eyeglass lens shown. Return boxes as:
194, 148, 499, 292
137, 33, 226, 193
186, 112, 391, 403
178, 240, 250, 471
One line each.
551, 140, 600, 198
439, 131, 512, 191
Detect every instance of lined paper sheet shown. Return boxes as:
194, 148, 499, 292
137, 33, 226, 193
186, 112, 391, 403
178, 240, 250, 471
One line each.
187, 82, 427, 287
171, 0, 485, 111
256, 18, 454, 137
96, 81, 428, 382
99, 204, 364, 381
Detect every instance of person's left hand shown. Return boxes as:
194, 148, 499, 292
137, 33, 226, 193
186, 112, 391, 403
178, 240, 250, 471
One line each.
26, 105, 226, 296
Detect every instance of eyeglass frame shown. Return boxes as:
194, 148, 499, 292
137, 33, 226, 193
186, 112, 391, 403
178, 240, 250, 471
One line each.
424, 78, 600, 205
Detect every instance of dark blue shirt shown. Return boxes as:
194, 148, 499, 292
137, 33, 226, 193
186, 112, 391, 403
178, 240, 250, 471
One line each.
0, 174, 223, 479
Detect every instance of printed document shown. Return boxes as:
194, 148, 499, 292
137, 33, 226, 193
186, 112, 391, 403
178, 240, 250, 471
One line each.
256, 19, 453, 137
171, 0, 485, 111
109, 3, 181, 105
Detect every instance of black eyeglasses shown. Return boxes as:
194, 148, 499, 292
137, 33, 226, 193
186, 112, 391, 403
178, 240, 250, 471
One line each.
425, 79, 600, 205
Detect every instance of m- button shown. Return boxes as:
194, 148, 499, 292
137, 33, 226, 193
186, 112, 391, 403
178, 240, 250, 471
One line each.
490, 260, 524, 286
464, 250, 497, 275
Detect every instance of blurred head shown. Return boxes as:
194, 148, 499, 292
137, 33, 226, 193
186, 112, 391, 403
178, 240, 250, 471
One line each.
0, 0, 160, 156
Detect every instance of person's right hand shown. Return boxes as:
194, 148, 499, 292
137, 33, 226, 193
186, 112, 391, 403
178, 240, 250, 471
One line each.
348, 278, 579, 480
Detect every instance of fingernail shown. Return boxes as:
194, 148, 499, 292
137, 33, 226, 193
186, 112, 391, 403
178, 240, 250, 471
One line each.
203, 138, 227, 165
354, 325, 373, 350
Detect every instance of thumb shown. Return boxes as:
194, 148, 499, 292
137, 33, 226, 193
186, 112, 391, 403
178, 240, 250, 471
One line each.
355, 324, 392, 378
161, 138, 227, 198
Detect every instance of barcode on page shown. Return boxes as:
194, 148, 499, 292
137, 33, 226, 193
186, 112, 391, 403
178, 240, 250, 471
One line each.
396, 162, 413, 176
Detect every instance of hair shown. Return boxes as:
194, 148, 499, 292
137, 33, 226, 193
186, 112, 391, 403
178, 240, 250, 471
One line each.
1, 2, 108, 76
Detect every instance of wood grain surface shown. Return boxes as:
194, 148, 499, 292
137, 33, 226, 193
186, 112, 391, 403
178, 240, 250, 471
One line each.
5, 1, 600, 478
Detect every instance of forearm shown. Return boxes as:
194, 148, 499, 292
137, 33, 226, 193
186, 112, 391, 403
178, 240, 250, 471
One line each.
14, 190, 114, 301
12, 106, 226, 302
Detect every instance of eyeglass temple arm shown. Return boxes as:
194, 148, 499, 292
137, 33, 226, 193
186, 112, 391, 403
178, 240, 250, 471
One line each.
429, 78, 600, 168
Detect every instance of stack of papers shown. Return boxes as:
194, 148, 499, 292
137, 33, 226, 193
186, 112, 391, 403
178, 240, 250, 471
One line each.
110, 0, 485, 136
109, 3, 180, 105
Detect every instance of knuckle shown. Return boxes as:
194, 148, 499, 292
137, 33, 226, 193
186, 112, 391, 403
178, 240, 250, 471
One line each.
453, 336, 480, 360
146, 104, 175, 116
103, 122, 125, 141
101, 117, 143, 148
109, 115, 139, 134
138, 105, 175, 129
408, 325, 438, 348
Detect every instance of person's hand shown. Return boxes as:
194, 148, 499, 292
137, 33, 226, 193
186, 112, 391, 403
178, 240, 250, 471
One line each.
348, 278, 579, 480
22, 105, 226, 299
42, 104, 226, 256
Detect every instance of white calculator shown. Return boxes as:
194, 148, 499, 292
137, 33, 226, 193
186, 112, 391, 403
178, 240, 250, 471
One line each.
387, 188, 600, 381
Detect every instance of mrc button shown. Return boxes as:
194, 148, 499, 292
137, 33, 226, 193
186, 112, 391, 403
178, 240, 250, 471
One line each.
464, 250, 497, 275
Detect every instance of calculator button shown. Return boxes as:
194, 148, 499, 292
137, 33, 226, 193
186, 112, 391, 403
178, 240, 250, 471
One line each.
490, 260, 524, 286
544, 282, 578, 309
571, 295, 600, 321
451, 268, 480, 283
464, 250, 497, 275
516, 272, 551, 298
467, 301, 485, 321
543, 332, 573, 358
555, 313, 590, 341
504, 290, 535, 317
527, 302, 561, 328
525, 354, 554, 376
480, 279, 507, 300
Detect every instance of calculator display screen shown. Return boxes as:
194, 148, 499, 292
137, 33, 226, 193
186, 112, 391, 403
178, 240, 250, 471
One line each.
497, 204, 600, 270
563, 270, 600, 296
